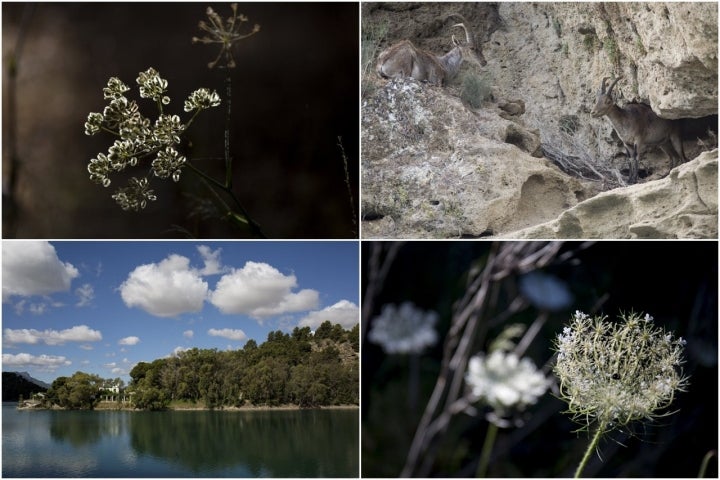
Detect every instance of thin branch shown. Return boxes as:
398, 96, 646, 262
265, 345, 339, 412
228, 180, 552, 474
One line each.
362, 242, 403, 339
337, 136, 358, 236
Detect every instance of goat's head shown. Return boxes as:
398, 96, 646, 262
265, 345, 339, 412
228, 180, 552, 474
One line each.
450, 22, 487, 67
591, 76, 623, 117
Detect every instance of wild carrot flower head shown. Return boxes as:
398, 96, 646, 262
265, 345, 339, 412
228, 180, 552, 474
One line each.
554, 311, 689, 431
192, 3, 261, 69
466, 350, 551, 412
368, 302, 438, 354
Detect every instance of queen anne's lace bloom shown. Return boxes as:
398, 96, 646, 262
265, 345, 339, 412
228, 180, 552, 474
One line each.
368, 302, 438, 354
466, 350, 551, 411
554, 311, 688, 430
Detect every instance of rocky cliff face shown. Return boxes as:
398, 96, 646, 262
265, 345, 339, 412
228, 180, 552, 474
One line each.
507, 150, 718, 239
362, 2, 718, 238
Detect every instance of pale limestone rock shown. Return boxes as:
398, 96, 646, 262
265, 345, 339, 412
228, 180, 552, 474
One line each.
506, 150, 718, 239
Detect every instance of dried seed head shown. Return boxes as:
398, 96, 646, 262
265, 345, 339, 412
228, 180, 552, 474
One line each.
554, 311, 689, 431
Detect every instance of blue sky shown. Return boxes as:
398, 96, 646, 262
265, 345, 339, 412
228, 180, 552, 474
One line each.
2, 241, 359, 384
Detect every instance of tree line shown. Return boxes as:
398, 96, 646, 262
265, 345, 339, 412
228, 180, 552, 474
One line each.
43, 321, 358, 410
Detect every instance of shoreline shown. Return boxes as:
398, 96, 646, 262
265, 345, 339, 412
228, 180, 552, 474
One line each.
11, 400, 359, 412
165, 404, 359, 411
64, 402, 359, 412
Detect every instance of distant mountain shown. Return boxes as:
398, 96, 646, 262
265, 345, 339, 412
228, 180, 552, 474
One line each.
14, 371, 51, 389
2, 371, 49, 402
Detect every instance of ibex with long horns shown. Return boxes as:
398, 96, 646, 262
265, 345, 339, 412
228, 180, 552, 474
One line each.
591, 76, 686, 183
376, 16, 486, 86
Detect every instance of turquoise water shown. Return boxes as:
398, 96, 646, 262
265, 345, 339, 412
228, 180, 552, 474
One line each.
2, 404, 358, 477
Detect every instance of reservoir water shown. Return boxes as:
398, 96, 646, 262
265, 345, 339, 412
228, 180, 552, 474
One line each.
2, 404, 358, 477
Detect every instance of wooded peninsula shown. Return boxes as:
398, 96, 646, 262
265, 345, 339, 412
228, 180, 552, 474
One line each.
21, 322, 358, 411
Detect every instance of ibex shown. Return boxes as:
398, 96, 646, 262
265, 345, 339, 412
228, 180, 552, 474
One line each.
376, 17, 486, 86
591, 76, 686, 183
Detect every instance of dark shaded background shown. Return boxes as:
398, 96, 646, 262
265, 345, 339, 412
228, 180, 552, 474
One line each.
362, 241, 718, 477
3, 3, 358, 238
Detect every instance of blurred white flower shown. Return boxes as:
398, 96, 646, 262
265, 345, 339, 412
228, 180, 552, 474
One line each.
518, 271, 573, 311
465, 350, 550, 411
368, 302, 438, 354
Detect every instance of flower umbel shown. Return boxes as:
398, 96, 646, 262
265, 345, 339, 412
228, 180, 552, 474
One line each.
466, 350, 551, 412
84, 68, 221, 210
184, 88, 222, 112
368, 302, 438, 354
554, 311, 689, 431
192, 3, 260, 69
111, 177, 157, 211
136, 67, 170, 105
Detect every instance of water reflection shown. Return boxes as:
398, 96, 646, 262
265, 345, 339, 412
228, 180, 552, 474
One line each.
3, 406, 358, 477
49, 410, 124, 447
128, 410, 358, 477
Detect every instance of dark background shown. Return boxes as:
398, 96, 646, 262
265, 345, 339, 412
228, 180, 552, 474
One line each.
3, 3, 358, 238
362, 241, 718, 477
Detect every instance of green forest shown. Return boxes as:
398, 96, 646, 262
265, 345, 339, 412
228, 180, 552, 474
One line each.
42, 322, 358, 411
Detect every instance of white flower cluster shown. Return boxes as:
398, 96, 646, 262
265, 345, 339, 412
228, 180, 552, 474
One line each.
465, 350, 551, 411
368, 302, 438, 354
84, 68, 221, 211
554, 311, 689, 430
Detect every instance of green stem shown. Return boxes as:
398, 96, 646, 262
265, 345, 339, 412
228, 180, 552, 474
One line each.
224, 72, 232, 188
183, 109, 201, 130
185, 161, 266, 238
575, 422, 606, 478
476, 422, 498, 478
698, 449, 717, 478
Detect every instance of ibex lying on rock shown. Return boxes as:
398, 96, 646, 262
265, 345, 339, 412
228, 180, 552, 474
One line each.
591, 76, 686, 183
376, 17, 486, 86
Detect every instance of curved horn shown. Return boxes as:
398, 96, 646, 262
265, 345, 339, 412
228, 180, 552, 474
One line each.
451, 23, 472, 44
445, 13, 475, 45
599, 76, 610, 93
606, 76, 624, 95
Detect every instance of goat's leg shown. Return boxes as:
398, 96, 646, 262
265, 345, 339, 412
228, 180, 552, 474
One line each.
625, 144, 638, 184
670, 132, 686, 164
659, 144, 679, 173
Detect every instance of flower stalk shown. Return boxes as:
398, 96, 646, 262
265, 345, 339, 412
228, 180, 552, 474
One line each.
554, 311, 689, 475
476, 422, 498, 478
574, 420, 607, 478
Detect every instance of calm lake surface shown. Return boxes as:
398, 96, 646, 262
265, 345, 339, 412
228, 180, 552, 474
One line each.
2, 404, 358, 477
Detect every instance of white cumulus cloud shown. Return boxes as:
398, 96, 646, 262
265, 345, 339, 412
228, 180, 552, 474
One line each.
298, 300, 360, 330
2, 353, 71, 370
183, 330, 194, 339
208, 328, 247, 341
2, 241, 79, 301
4, 325, 102, 345
118, 336, 140, 346
209, 261, 319, 319
119, 254, 208, 317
